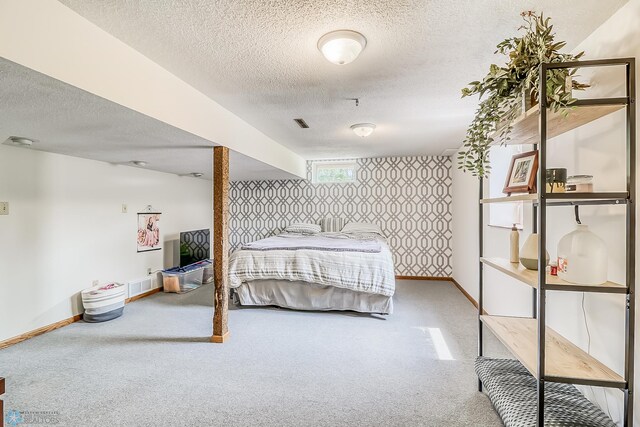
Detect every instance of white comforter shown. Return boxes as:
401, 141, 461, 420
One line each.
228, 232, 396, 297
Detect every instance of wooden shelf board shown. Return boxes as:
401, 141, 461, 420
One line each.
480, 192, 628, 205
490, 103, 625, 146
546, 192, 629, 200
481, 315, 624, 384
480, 194, 537, 204
481, 257, 626, 293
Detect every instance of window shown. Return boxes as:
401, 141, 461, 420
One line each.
312, 160, 358, 184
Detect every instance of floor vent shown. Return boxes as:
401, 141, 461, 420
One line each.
128, 276, 155, 298
294, 118, 309, 128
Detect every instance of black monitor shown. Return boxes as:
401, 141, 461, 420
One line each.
179, 229, 210, 267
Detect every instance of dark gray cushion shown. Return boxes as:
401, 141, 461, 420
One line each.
476, 357, 616, 427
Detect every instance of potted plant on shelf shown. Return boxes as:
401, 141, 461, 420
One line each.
458, 11, 590, 178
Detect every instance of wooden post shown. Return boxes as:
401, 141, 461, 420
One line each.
211, 146, 230, 343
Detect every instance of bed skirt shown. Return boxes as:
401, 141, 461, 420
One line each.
233, 279, 393, 314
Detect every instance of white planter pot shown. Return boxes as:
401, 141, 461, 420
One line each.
520, 233, 549, 270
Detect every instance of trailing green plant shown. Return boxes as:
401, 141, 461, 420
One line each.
458, 11, 589, 178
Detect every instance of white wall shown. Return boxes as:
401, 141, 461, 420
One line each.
452, 1, 640, 424
451, 163, 480, 299
0, 144, 212, 342
0, 0, 306, 179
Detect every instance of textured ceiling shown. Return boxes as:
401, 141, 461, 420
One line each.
0, 58, 297, 181
59, 0, 629, 159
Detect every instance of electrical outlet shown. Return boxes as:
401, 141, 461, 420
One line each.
0, 202, 8, 215
92, 280, 99, 287
121, 204, 128, 214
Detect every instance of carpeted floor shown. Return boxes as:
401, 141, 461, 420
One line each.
0, 280, 506, 426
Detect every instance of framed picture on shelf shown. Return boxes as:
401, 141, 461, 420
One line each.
489, 145, 524, 229
503, 150, 538, 195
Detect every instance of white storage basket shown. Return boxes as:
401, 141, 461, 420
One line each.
81, 282, 126, 322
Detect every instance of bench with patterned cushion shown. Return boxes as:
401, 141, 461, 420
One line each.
476, 357, 616, 427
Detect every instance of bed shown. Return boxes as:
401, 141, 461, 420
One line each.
228, 222, 396, 314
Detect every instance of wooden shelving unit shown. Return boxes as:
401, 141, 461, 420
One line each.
491, 103, 625, 147
481, 257, 627, 293
481, 316, 624, 386
477, 58, 636, 426
481, 193, 538, 204
480, 192, 629, 205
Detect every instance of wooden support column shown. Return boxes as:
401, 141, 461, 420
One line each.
211, 146, 230, 343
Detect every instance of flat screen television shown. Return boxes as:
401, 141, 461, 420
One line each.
179, 229, 211, 267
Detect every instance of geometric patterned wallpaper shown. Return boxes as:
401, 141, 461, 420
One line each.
179, 229, 211, 267
229, 156, 452, 277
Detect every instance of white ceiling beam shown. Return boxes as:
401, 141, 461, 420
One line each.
0, 0, 306, 179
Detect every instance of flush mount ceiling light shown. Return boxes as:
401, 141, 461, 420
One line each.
318, 30, 367, 65
131, 160, 147, 167
350, 123, 376, 138
6, 136, 34, 147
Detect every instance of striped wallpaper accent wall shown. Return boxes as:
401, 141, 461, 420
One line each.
229, 156, 452, 277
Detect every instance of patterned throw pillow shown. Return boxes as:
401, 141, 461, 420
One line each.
320, 217, 346, 232
284, 223, 321, 234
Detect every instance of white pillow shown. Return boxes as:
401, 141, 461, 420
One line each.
320, 217, 346, 232
284, 222, 321, 234
341, 222, 384, 236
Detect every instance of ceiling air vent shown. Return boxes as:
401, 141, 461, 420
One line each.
294, 118, 309, 129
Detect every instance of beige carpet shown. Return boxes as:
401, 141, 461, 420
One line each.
0, 280, 506, 426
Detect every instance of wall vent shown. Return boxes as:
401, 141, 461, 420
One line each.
294, 118, 309, 128
128, 276, 155, 298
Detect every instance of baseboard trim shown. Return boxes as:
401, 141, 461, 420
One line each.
395, 275, 485, 313
0, 286, 163, 351
125, 287, 161, 304
395, 275, 452, 281
449, 278, 488, 315
0, 314, 83, 350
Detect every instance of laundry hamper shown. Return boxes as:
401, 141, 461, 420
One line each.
81, 282, 126, 323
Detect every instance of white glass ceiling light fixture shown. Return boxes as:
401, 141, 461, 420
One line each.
350, 123, 376, 137
318, 30, 367, 65
7, 136, 34, 147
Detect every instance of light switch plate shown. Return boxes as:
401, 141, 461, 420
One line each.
0, 202, 8, 215
121, 204, 128, 213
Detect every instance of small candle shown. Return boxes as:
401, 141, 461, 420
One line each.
550, 261, 558, 276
